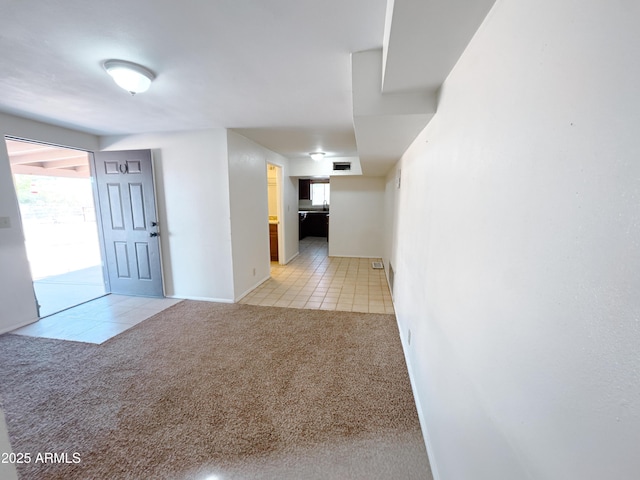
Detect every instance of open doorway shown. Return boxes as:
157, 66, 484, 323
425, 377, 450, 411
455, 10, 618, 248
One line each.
298, 177, 330, 242
267, 163, 283, 265
5, 138, 106, 317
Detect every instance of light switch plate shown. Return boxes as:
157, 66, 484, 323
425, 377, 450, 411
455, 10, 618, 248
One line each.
0, 217, 11, 228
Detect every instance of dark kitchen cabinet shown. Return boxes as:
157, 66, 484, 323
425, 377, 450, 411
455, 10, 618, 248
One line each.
269, 223, 278, 261
299, 179, 311, 200
299, 213, 307, 240
304, 212, 328, 238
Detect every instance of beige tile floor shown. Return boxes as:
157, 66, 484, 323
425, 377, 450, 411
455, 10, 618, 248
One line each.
240, 237, 395, 314
11, 294, 182, 344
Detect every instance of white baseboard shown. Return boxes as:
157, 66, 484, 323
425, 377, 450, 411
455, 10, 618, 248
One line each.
328, 254, 383, 259
234, 275, 271, 302
394, 305, 441, 480
166, 295, 234, 304
283, 251, 299, 264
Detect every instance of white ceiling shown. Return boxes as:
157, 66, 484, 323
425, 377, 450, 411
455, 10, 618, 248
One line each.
0, 0, 495, 174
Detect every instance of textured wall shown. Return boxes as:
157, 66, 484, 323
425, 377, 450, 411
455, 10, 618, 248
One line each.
388, 0, 640, 478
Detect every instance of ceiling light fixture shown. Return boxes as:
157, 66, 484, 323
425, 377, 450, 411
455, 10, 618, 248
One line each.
309, 152, 325, 161
103, 59, 156, 95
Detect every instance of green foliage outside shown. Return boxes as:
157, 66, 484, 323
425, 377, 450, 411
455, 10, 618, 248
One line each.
13, 174, 95, 223
13, 175, 93, 207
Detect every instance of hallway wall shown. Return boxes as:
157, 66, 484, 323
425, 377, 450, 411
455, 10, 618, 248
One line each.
386, 0, 640, 478
227, 131, 296, 301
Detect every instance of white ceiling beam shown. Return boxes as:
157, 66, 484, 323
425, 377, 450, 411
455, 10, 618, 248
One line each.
74, 165, 91, 175
10, 164, 89, 178
8, 149, 88, 165
41, 158, 89, 169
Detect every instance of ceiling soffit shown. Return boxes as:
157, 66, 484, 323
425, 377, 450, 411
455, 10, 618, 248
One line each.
349, 0, 497, 175
381, 0, 498, 94
351, 49, 435, 176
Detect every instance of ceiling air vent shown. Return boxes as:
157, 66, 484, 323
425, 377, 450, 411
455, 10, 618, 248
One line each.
333, 162, 351, 171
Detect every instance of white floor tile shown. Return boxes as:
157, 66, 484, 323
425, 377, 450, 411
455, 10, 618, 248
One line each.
253, 238, 395, 314
10, 296, 182, 344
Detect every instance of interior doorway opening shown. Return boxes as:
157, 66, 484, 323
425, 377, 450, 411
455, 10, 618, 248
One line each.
267, 163, 283, 266
5, 138, 106, 317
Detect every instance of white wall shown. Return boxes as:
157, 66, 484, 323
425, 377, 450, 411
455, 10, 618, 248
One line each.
0, 113, 99, 333
101, 130, 235, 302
227, 131, 297, 300
329, 176, 385, 258
388, 1, 640, 479
282, 173, 299, 262
382, 166, 400, 280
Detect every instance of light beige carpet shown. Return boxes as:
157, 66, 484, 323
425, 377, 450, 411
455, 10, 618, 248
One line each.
0, 301, 432, 479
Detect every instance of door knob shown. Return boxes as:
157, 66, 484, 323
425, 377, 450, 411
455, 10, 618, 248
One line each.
149, 232, 159, 237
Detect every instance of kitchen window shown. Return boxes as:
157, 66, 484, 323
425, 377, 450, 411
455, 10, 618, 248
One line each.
311, 182, 330, 206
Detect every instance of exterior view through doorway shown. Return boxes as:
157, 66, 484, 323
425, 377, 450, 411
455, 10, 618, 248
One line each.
5, 138, 106, 317
6, 140, 165, 318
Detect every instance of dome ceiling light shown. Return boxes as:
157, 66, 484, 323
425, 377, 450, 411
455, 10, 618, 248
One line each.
103, 59, 156, 95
